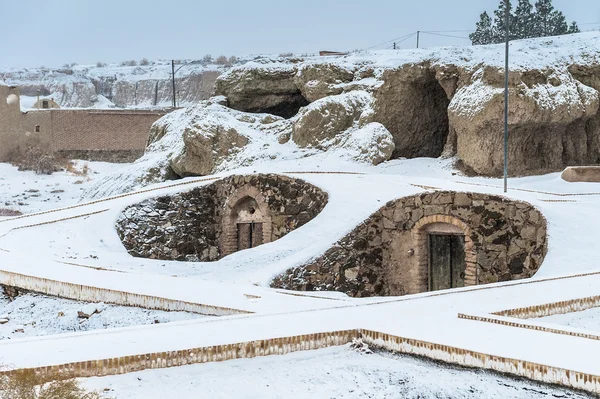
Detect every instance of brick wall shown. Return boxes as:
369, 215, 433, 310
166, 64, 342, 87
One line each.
0, 83, 169, 162
48, 110, 166, 151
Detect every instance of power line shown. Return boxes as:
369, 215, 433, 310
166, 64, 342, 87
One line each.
421, 32, 471, 40
364, 32, 416, 50
421, 29, 475, 33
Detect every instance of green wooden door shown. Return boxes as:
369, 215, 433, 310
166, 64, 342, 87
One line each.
429, 234, 466, 291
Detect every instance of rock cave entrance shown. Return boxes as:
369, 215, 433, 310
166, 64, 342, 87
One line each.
249, 93, 310, 119
375, 70, 451, 159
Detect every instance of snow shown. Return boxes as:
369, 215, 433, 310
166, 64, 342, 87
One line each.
539, 307, 600, 332
0, 292, 202, 340
81, 346, 591, 399
1, 156, 600, 393
1, 34, 600, 392
237, 32, 600, 74
0, 161, 126, 214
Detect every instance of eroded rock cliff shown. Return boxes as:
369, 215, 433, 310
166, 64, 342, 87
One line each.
214, 33, 600, 176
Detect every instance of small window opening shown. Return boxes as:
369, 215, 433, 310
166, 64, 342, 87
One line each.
42, 100, 49, 109
34, 125, 41, 133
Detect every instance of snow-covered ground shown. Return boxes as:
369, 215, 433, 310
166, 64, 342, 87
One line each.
82, 346, 592, 399
539, 308, 600, 332
0, 292, 202, 340
0, 161, 127, 214
2, 147, 600, 394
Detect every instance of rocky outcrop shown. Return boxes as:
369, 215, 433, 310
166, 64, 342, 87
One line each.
370, 64, 451, 159
214, 65, 308, 118
272, 191, 547, 297
291, 91, 372, 148
449, 67, 600, 176
294, 63, 355, 102
171, 124, 249, 177
116, 174, 328, 262
213, 34, 600, 176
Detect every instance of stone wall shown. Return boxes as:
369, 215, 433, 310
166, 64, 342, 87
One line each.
272, 191, 547, 297
116, 174, 328, 262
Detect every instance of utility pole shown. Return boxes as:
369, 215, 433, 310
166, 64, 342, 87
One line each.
503, 0, 510, 192
416, 31, 420, 48
171, 60, 176, 108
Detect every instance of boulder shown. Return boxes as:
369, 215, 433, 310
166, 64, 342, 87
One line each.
294, 63, 356, 102
561, 166, 600, 182
171, 122, 249, 177
291, 91, 372, 148
337, 122, 395, 165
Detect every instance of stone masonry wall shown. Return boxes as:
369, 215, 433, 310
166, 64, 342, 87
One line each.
272, 191, 547, 298
116, 174, 328, 262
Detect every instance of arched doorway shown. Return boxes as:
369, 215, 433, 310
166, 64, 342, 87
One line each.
412, 215, 477, 292
221, 186, 272, 256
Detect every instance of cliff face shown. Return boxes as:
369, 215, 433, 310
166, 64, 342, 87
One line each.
214, 33, 600, 176
85, 33, 600, 198
0, 62, 222, 109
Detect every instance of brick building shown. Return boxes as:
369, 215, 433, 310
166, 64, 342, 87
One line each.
0, 85, 169, 162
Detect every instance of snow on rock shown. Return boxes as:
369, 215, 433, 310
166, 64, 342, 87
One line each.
291, 91, 372, 148
335, 122, 395, 165
215, 32, 600, 177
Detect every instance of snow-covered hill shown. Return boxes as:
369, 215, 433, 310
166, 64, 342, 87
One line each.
0, 60, 230, 109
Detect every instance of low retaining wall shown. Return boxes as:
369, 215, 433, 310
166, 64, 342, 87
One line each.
0, 330, 360, 381
2, 327, 599, 395
493, 294, 600, 319
0, 270, 250, 316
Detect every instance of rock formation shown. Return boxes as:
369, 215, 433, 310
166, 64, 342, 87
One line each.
87, 33, 600, 198
213, 33, 600, 176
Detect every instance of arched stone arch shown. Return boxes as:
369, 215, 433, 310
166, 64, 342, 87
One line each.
412, 215, 477, 291
220, 185, 273, 256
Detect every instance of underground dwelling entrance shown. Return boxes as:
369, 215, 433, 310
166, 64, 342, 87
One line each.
117, 174, 328, 262
0, 289, 205, 340
272, 191, 548, 298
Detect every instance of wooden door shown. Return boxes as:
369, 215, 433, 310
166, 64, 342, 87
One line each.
237, 222, 264, 251
237, 223, 252, 251
251, 222, 264, 248
429, 234, 466, 291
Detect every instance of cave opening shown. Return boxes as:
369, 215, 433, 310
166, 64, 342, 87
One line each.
375, 70, 451, 160
246, 92, 309, 119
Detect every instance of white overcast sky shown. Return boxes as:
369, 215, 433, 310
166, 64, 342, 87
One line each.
1, 0, 598, 68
